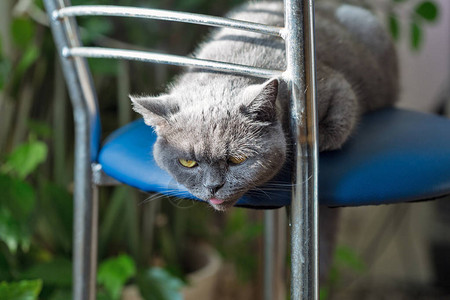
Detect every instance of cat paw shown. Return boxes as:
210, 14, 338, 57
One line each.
319, 119, 355, 151
317, 66, 359, 151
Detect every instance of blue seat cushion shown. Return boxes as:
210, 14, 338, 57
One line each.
98, 108, 450, 208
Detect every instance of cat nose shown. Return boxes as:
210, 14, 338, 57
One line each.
203, 165, 225, 194
203, 182, 224, 194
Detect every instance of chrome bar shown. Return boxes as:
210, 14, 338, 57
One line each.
43, 0, 99, 299
65, 47, 284, 79
285, 0, 319, 299
92, 163, 121, 186
54, 5, 284, 37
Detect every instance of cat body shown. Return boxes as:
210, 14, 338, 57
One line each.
131, 1, 398, 210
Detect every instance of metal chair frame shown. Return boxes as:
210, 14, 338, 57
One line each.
43, 0, 319, 299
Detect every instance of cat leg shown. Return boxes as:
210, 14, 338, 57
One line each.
317, 64, 359, 151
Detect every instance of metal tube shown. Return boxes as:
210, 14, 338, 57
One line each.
263, 210, 275, 300
54, 5, 284, 37
43, 0, 99, 299
284, 0, 319, 299
65, 47, 284, 79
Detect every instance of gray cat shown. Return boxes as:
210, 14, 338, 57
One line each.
130, 1, 398, 211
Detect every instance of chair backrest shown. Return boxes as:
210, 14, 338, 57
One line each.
45, 1, 288, 162
43, 0, 320, 299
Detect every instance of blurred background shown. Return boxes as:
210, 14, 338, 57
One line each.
0, 0, 449, 299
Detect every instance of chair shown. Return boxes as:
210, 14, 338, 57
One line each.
43, 0, 450, 299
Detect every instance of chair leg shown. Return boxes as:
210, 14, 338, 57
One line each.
264, 210, 275, 300
73, 155, 98, 300
264, 209, 288, 300
284, 0, 319, 298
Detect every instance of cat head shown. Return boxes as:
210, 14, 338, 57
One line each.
130, 78, 286, 211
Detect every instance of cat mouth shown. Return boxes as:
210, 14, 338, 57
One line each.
209, 198, 225, 205
208, 197, 237, 211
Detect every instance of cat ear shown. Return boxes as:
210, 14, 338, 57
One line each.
240, 78, 279, 123
130, 94, 179, 129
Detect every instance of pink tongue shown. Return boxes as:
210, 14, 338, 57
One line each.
210, 198, 224, 205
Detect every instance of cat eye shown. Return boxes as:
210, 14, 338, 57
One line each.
179, 159, 198, 168
229, 155, 247, 165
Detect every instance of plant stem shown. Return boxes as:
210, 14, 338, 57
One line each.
0, 99, 14, 153
52, 59, 68, 184
0, 0, 13, 153
141, 198, 160, 265
0, 0, 13, 58
11, 58, 47, 147
118, 60, 131, 126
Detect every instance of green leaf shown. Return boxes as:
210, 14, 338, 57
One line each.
388, 13, 400, 41
20, 258, 72, 287
16, 45, 40, 76
11, 18, 35, 49
0, 174, 35, 253
0, 174, 35, 218
0, 280, 42, 300
0, 209, 31, 253
411, 21, 422, 50
97, 254, 136, 300
2, 140, 48, 179
415, 1, 438, 22
137, 267, 184, 300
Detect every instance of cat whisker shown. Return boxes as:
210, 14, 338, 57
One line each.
138, 189, 194, 206
246, 188, 275, 201
139, 193, 167, 205
264, 182, 295, 186
167, 197, 199, 209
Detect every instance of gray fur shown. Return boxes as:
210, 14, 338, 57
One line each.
131, 1, 398, 210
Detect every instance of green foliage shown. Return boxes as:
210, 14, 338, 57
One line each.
0, 174, 35, 253
415, 1, 438, 21
0, 134, 48, 262
387, 0, 439, 51
320, 245, 367, 300
80, 18, 113, 45
88, 58, 119, 76
48, 289, 72, 300
334, 245, 366, 272
388, 13, 400, 41
410, 21, 422, 50
1, 139, 48, 179
319, 286, 329, 300
36, 182, 73, 253
137, 267, 184, 300
11, 18, 35, 49
20, 258, 72, 288
97, 254, 136, 300
0, 280, 42, 300
16, 45, 40, 78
